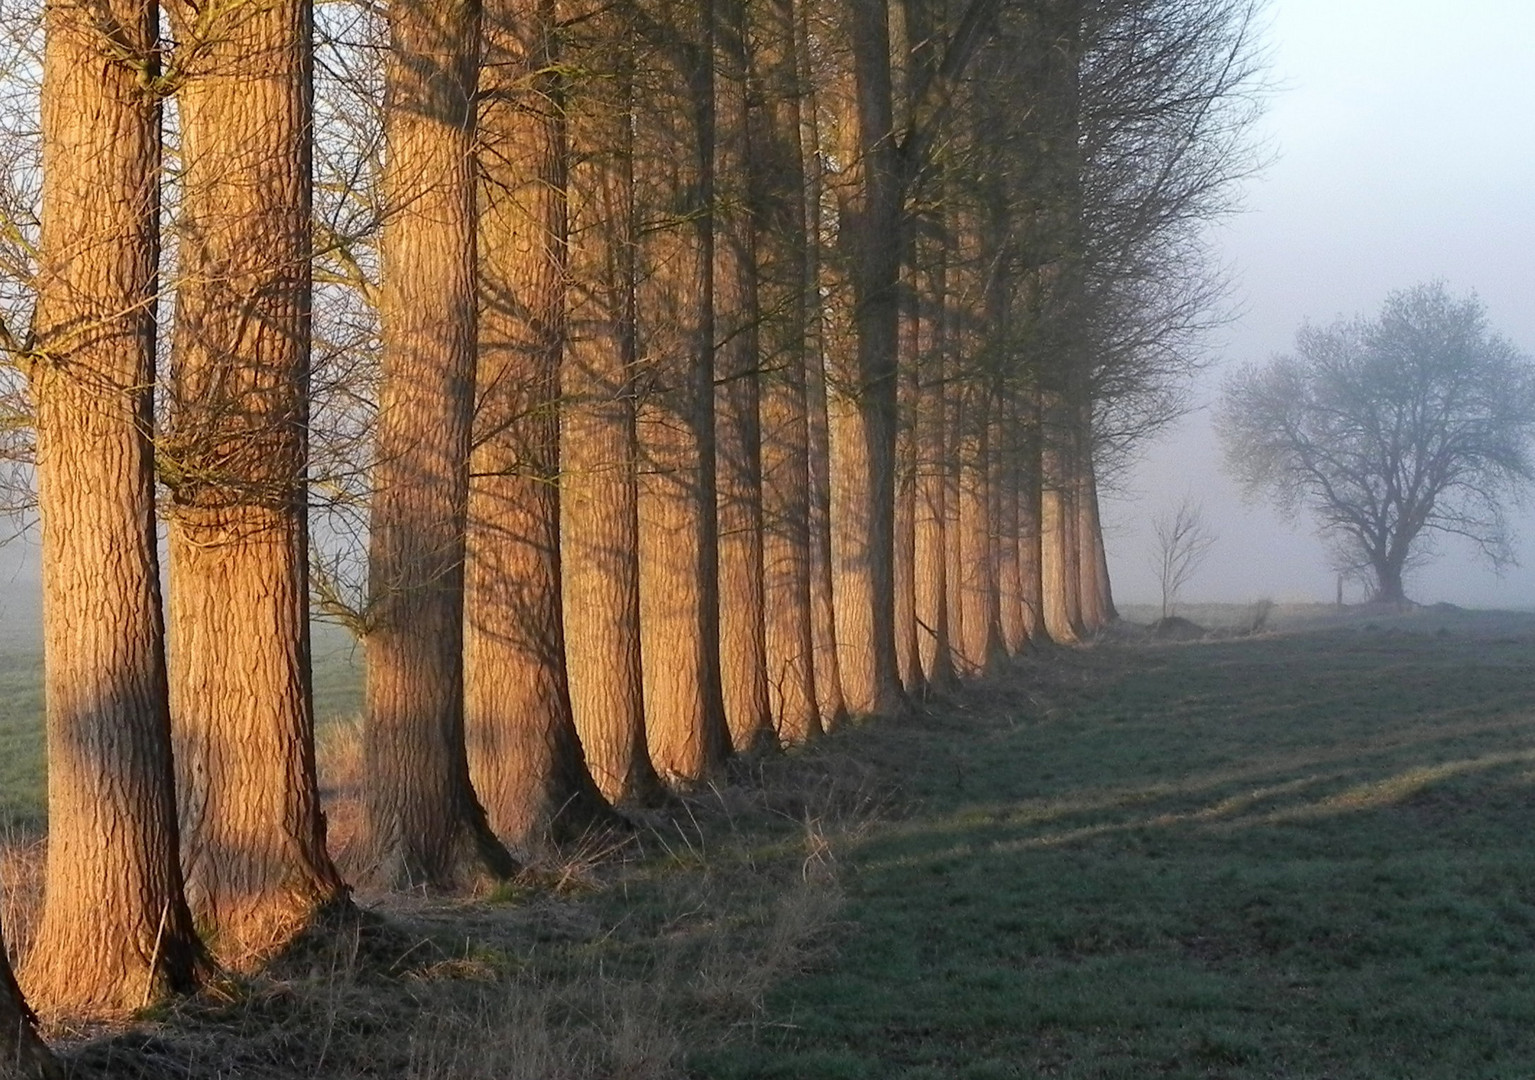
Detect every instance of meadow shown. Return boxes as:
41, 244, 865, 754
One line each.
3, 602, 1535, 1078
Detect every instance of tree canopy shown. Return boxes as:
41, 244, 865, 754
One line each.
1217, 282, 1535, 604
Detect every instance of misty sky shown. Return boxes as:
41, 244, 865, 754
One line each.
1104, 0, 1535, 609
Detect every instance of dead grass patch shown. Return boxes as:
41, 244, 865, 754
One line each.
6, 732, 874, 1078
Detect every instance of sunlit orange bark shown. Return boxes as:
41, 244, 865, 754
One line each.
26, 0, 206, 1016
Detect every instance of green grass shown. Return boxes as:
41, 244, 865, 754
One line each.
0, 641, 44, 829
8, 604, 1535, 1079
0, 618, 363, 831
696, 610, 1535, 1079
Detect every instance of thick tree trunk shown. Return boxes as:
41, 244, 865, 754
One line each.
940, 211, 970, 673
633, 2, 731, 783
467, 0, 619, 849
162, 0, 350, 957
799, 9, 849, 730
1041, 385, 1085, 643
0, 920, 57, 1080
562, 18, 666, 805
1038, 11, 1089, 645
1075, 443, 1114, 629
824, 0, 905, 716
1373, 557, 1408, 605
955, 387, 1001, 675
25, 0, 206, 1016
1018, 388, 1051, 645
361, 0, 516, 889
912, 300, 955, 687
755, 0, 820, 746
894, 257, 926, 697
806, 340, 849, 730
897, 1, 948, 684
994, 399, 1029, 654
714, 0, 775, 754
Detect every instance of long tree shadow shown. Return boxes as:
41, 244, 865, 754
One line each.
699, 620, 1535, 1080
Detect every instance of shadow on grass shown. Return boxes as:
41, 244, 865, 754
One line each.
699, 616, 1535, 1080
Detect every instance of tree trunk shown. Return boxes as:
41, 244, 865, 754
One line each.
799, 9, 849, 730
1041, 385, 1085, 643
894, 251, 926, 697
25, 0, 206, 1016
467, 0, 620, 849
1075, 442, 1114, 629
824, 0, 905, 716
162, 0, 351, 958
755, 0, 820, 746
1373, 556, 1408, 605
633, 1, 731, 783
562, 15, 666, 805
941, 206, 970, 673
906, 165, 956, 689
1018, 388, 1051, 645
0, 919, 57, 1080
1038, 10, 1088, 645
361, 0, 516, 889
714, 0, 775, 754
955, 386, 1000, 675
994, 398, 1029, 654
912, 238, 956, 687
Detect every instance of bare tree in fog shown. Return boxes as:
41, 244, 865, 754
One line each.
1218, 283, 1535, 606
1150, 495, 1216, 619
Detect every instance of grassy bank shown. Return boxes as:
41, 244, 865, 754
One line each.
5, 606, 1535, 1077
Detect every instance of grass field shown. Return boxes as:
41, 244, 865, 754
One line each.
0, 617, 364, 830
5, 604, 1535, 1078
698, 605, 1535, 1079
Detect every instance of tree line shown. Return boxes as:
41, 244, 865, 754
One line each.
0, 0, 1261, 1055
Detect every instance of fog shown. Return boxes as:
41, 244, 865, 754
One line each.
1104, 0, 1535, 609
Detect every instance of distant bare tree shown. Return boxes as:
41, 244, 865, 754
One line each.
1218, 283, 1535, 605
1151, 495, 1216, 619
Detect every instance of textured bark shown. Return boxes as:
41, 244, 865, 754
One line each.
1040, 389, 1086, 644
823, 0, 905, 716
467, 0, 619, 848
911, 233, 956, 688
162, 0, 350, 958
0, 921, 57, 1080
799, 14, 849, 729
714, 0, 774, 753
562, 18, 665, 805
940, 202, 969, 678
1018, 387, 1051, 645
994, 399, 1029, 654
898, 0, 945, 693
894, 267, 925, 696
1075, 441, 1113, 631
806, 332, 849, 729
955, 387, 1000, 675
1037, 11, 1088, 645
362, 0, 516, 889
25, 0, 206, 1016
755, 0, 820, 745
633, 1, 731, 783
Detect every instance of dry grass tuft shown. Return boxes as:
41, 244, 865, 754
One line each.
315, 715, 366, 868
1, 824, 43, 960
14, 722, 876, 1078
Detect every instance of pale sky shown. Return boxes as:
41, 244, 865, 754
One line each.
1104, 0, 1535, 609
